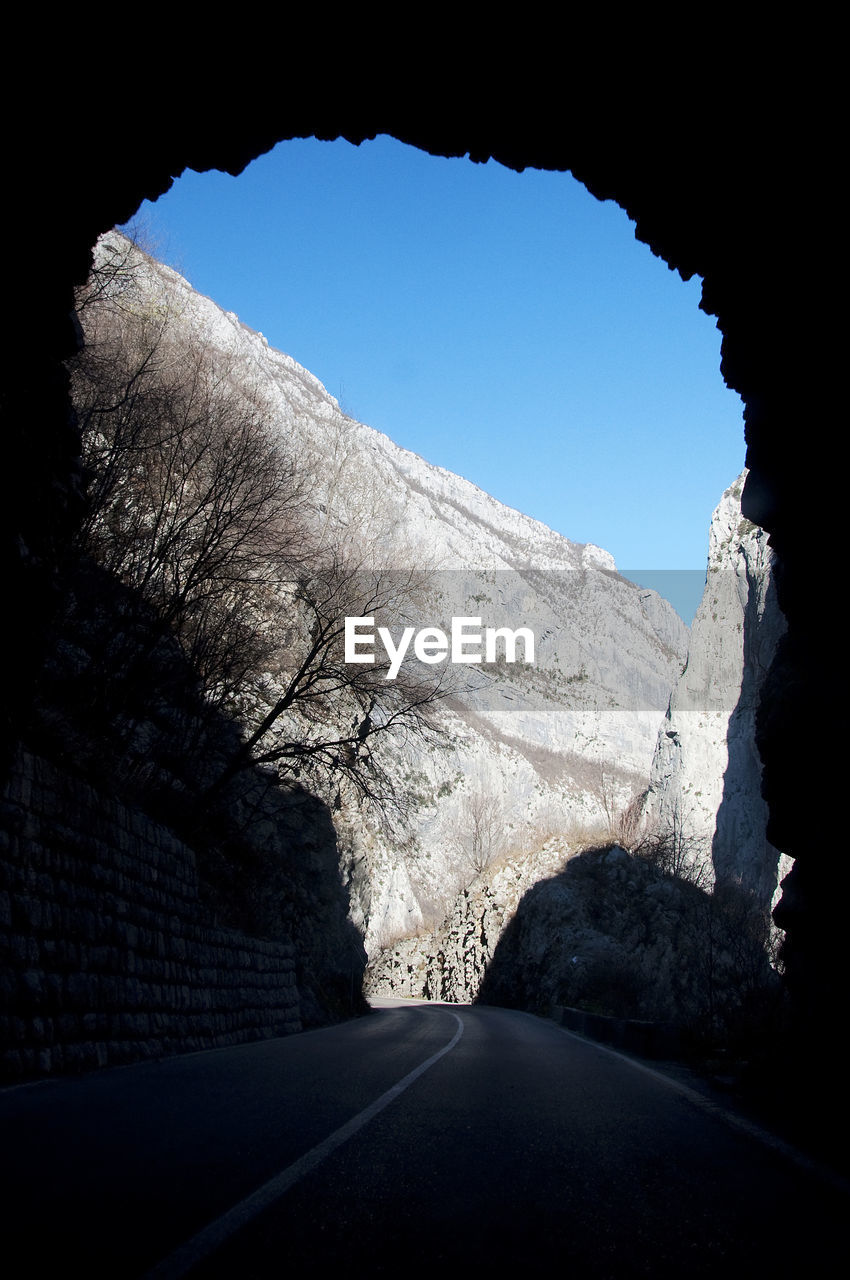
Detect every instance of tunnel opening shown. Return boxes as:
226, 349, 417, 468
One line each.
1, 80, 842, 1150
70, 134, 786, 1030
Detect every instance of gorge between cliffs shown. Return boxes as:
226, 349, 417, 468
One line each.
1, 234, 790, 1090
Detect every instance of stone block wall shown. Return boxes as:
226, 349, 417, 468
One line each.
0, 750, 301, 1081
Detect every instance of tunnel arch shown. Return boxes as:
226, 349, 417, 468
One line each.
2, 68, 839, 1082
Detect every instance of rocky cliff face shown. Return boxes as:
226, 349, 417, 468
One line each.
643, 473, 788, 911
94, 233, 689, 956
368, 473, 787, 1006
365, 836, 572, 1002
368, 839, 780, 1041
474, 843, 779, 1038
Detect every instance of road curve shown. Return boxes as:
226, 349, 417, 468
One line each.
1, 1000, 846, 1277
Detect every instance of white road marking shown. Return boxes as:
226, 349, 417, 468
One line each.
145, 1011, 464, 1279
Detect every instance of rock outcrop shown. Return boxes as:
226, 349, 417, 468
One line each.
643, 473, 788, 910
475, 844, 780, 1041
369, 473, 789, 1010
370, 840, 780, 1045
366, 837, 572, 1001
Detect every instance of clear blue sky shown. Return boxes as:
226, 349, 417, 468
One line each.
133, 135, 745, 621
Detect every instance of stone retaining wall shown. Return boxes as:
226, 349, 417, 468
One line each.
0, 750, 301, 1081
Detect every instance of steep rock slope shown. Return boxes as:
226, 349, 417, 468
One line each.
368, 835, 779, 1035
369, 474, 787, 1006
93, 234, 688, 953
365, 836, 573, 1002
643, 473, 788, 910
474, 844, 779, 1038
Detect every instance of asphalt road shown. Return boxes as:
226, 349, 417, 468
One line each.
1, 999, 846, 1277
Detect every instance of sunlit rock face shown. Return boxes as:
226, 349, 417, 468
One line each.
368, 837, 779, 1027
365, 836, 572, 1002
643, 473, 788, 910
93, 233, 690, 955
370, 475, 789, 1005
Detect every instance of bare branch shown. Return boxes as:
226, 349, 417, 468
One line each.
69, 231, 448, 822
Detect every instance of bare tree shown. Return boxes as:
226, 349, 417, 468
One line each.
634, 803, 711, 888
616, 788, 647, 849
210, 559, 448, 813
71, 279, 307, 706
592, 763, 620, 842
67, 230, 447, 816
455, 783, 506, 877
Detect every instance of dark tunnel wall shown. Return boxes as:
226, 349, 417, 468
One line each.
1, 48, 843, 1068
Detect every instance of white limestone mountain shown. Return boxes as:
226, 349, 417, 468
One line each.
88, 233, 689, 955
